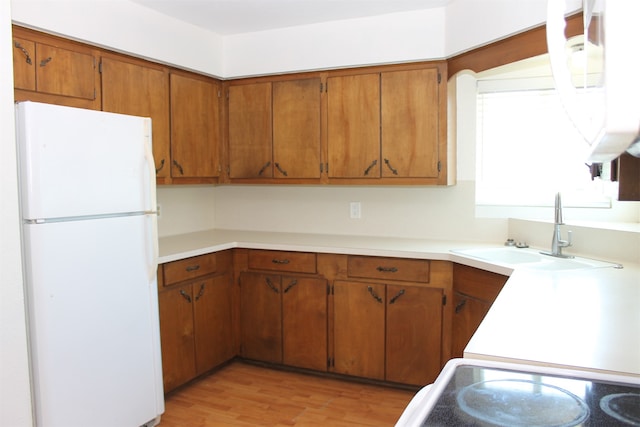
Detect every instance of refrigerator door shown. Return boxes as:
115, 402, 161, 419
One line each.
23, 214, 164, 427
15, 101, 155, 220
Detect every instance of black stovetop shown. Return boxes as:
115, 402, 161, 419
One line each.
421, 365, 640, 426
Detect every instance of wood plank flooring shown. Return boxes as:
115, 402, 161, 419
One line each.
160, 362, 416, 426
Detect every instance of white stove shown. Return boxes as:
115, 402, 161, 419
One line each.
396, 358, 640, 426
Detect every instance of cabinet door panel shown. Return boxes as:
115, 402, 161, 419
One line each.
451, 292, 491, 358
101, 57, 171, 179
327, 74, 380, 178
333, 280, 385, 380
228, 83, 273, 178
240, 272, 282, 363
382, 68, 439, 178
273, 78, 321, 178
159, 284, 196, 392
282, 276, 327, 371
193, 274, 234, 375
12, 37, 36, 91
36, 43, 96, 100
386, 285, 442, 385
170, 73, 220, 178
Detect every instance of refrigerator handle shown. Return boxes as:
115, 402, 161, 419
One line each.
143, 119, 157, 214
147, 213, 159, 283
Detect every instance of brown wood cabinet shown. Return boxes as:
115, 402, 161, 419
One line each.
451, 264, 508, 358
240, 250, 327, 371
330, 255, 450, 386
228, 77, 322, 181
13, 26, 100, 110
170, 72, 222, 182
158, 251, 234, 393
327, 64, 446, 184
100, 55, 171, 181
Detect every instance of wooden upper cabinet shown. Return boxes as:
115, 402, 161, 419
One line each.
381, 68, 440, 179
228, 78, 322, 181
228, 82, 273, 178
13, 26, 100, 110
100, 56, 171, 180
327, 73, 381, 179
272, 78, 322, 179
170, 72, 221, 179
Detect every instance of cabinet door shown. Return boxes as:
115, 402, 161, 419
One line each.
228, 82, 273, 178
158, 284, 196, 393
36, 43, 96, 100
333, 280, 385, 380
327, 74, 380, 178
240, 272, 282, 363
451, 292, 492, 358
381, 68, 440, 178
193, 273, 234, 375
386, 285, 443, 385
272, 78, 321, 178
282, 276, 327, 371
12, 37, 36, 91
170, 73, 220, 178
101, 57, 171, 179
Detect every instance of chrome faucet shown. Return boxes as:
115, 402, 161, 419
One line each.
541, 192, 574, 259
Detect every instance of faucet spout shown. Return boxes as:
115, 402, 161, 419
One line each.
541, 192, 574, 259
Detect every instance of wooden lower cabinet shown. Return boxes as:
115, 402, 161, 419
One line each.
451, 264, 508, 358
333, 280, 444, 385
158, 252, 234, 393
386, 284, 443, 385
333, 280, 386, 380
240, 272, 328, 371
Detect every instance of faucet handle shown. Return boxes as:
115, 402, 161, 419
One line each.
566, 230, 572, 247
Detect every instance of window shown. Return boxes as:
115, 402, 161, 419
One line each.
475, 76, 614, 208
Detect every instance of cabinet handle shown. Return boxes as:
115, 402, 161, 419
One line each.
39, 57, 52, 67
363, 159, 378, 176
185, 265, 200, 272
271, 258, 290, 265
195, 283, 205, 301
155, 158, 165, 174
179, 289, 192, 303
384, 158, 399, 175
258, 161, 271, 176
376, 266, 398, 273
367, 286, 383, 304
283, 279, 298, 293
389, 289, 405, 304
265, 277, 279, 293
274, 162, 288, 177
13, 41, 32, 65
172, 160, 184, 175
455, 299, 467, 313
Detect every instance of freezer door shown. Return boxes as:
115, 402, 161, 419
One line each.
15, 101, 155, 220
23, 215, 163, 427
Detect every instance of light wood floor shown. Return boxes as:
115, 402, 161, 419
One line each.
160, 362, 416, 426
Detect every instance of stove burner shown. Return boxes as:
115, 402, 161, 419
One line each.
456, 379, 590, 427
600, 393, 640, 426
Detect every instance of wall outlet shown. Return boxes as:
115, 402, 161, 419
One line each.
157, 204, 161, 218
350, 202, 361, 219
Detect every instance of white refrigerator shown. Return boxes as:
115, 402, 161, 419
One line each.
15, 101, 165, 427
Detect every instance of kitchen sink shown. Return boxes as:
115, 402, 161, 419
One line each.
452, 247, 621, 271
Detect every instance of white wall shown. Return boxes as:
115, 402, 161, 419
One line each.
1, 0, 33, 425
10, 0, 573, 79
223, 8, 446, 77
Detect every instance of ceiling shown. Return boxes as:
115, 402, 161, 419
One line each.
130, 0, 450, 35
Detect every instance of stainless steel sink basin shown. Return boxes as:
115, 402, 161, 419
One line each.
452, 247, 621, 271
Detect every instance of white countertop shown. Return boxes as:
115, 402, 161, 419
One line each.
158, 228, 640, 377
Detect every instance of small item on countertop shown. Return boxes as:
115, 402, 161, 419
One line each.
504, 239, 516, 246
516, 242, 529, 248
